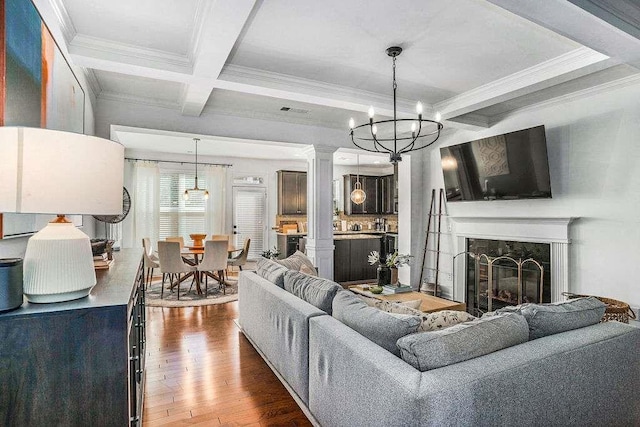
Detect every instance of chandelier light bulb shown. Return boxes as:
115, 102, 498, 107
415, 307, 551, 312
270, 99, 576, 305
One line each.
372, 124, 378, 135
204, 190, 210, 200
411, 122, 417, 132
349, 118, 355, 129
368, 106, 375, 118
183, 190, 189, 201
435, 111, 442, 122
416, 102, 423, 115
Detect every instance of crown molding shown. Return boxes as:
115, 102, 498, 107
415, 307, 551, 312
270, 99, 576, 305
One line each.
82, 67, 102, 97
435, 47, 611, 119
70, 34, 193, 72
48, 0, 77, 45
98, 91, 181, 110
186, 0, 212, 64
490, 72, 640, 123
568, 0, 640, 39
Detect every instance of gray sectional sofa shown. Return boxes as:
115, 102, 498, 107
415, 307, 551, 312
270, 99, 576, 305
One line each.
238, 270, 640, 426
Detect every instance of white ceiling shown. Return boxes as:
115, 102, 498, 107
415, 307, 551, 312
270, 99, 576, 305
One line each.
45, 0, 640, 158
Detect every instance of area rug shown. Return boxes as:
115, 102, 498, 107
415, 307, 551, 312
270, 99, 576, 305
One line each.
145, 274, 238, 307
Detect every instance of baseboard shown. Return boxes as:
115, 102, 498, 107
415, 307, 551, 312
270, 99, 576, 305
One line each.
232, 319, 321, 427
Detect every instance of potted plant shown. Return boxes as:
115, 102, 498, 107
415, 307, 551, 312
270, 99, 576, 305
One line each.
368, 251, 412, 286
260, 246, 280, 260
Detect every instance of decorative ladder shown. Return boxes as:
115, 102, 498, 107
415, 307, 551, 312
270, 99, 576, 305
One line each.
418, 188, 447, 297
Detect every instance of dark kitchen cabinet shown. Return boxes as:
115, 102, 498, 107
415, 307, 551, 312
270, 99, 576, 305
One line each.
277, 234, 302, 259
379, 174, 395, 214
333, 237, 381, 283
278, 170, 307, 215
344, 175, 379, 215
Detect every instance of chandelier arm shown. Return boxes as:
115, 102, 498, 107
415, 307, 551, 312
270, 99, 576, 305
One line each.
350, 133, 389, 153
369, 126, 393, 154
398, 132, 443, 155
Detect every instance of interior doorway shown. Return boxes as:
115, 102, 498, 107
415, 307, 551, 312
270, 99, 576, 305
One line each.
232, 187, 267, 260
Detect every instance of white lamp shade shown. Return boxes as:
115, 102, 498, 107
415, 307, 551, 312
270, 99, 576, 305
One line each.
0, 127, 124, 214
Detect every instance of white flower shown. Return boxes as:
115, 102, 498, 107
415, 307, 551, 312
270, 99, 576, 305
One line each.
368, 251, 381, 265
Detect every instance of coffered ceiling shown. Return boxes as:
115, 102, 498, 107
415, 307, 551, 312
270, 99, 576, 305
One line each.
41, 0, 640, 139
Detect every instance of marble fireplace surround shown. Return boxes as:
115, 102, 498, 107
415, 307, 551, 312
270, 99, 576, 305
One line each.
450, 217, 577, 304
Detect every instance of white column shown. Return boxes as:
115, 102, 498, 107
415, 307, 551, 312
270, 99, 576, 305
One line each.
304, 145, 336, 279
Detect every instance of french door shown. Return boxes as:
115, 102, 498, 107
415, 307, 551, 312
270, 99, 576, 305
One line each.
232, 187, 267, 260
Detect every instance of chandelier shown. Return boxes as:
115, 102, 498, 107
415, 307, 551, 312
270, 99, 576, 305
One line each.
349, 46, 443, 164
350, 154, 366, 205
183, 138, 209, 200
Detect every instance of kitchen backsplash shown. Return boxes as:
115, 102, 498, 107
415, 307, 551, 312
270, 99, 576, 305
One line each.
275, 213, 398, 233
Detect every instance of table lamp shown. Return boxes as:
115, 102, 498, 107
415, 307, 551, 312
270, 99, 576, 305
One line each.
0, 127, 124, 303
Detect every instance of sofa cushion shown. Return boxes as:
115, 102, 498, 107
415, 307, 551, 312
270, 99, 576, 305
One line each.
284, 270, 341, 314
367, 299, 476, 332
255, 257, 289, 288
277, 250, 318, 276
496, 297, 606, 340
332, 290, 421, 356
397, 313, 529, 371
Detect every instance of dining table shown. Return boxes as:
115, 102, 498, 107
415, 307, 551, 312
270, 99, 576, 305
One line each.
176, 242, 238, 295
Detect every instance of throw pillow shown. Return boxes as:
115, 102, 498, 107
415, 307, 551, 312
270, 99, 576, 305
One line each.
284, 270, 341, 314
400, 299, 422, 310
496, 297, 606, 340
374, 301, 476, 332
396, 313, 529, 371
255, 258, 288, 288
332, 290, 421, 356
299, 263, 318, 276
277, 251, 318, 276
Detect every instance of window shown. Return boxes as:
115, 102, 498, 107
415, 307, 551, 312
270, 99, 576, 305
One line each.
159, 172, 206, 242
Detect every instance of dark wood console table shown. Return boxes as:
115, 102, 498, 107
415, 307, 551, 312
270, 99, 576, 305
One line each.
0, 249, 146, 426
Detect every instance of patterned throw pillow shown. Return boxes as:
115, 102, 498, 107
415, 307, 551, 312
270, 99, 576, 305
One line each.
371, 300, 476, 332
277, 251, 318, 276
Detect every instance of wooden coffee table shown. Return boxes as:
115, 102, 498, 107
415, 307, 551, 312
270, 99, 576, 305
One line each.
349, 285, 466, 313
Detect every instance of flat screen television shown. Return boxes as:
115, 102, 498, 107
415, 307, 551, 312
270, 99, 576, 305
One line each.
440, 125, 552, 202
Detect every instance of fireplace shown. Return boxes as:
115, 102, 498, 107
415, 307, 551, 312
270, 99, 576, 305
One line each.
450, 217, 576, 309
465, 239, 551, 316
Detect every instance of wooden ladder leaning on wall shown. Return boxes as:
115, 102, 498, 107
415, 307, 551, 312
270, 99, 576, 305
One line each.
418, 188, 447, 297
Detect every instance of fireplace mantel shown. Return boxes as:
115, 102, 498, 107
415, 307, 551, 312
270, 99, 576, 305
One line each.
451, 217, 576, 244
450, 216, 578, 304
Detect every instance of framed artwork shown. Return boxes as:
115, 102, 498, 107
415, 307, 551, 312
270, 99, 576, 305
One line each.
0, 0, 86, 238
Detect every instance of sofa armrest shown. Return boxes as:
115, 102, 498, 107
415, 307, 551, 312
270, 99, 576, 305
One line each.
308, 315, 423, 427
238, 271, 325, 404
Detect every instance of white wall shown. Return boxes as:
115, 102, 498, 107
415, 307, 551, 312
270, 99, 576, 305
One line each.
423, 81, 640, 310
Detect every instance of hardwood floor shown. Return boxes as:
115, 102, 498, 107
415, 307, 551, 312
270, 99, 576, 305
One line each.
142, 302, 312, 426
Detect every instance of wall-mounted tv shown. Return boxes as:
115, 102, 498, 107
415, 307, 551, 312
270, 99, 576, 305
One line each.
440, 125, 552, 202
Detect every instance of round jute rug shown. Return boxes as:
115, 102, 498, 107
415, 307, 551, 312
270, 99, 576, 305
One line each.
145, 274, 238, 307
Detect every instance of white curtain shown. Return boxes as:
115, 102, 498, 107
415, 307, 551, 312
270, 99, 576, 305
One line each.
132, 161, 160, 248
203, 165, 228, 235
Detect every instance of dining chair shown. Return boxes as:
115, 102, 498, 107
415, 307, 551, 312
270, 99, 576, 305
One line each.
157, 241, 197, 300
197, 240, 229, 296
211, 234, 229, 241
166, 236, 185, 249
228, 238, 251, 272
142, 238, 160, 289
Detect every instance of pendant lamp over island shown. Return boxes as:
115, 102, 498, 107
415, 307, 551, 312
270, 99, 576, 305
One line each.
350, 154, 366, 205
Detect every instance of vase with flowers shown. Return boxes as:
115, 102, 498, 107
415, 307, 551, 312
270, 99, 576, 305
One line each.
368, 251, 412, 286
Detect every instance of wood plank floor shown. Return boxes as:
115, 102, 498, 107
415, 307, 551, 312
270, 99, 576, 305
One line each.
142, 302, 312, 426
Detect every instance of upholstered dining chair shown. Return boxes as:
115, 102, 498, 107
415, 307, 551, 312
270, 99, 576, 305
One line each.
211, 234, 229, 241
142, 238, 160, 289
166, 236, 185, 249
157, 241, 197, 300
228, 238, 251, 272
197, 240, 229, 295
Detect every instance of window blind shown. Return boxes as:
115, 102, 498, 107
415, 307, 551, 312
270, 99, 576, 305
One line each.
159, 172, 206, 242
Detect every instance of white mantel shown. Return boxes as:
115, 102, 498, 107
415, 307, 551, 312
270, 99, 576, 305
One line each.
451, 216, 577, 304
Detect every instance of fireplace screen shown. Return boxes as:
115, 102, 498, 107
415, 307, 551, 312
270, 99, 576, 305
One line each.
466, 239, 551, 316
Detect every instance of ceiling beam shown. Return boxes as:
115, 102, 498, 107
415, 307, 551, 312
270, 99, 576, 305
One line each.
180, 0, 257, 116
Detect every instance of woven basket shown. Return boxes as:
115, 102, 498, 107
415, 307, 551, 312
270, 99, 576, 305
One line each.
563, 292, 636, 324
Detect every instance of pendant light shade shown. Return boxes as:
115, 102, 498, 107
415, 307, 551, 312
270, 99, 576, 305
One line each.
183, 138, 209, 200
350, 154, 366, 205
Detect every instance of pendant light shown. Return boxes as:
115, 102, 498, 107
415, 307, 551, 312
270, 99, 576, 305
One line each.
183, 138, 209, 200
350, 154, 366, 205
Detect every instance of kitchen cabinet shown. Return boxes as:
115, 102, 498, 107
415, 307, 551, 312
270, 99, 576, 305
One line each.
382, 233, 397, 258
277, 234, 302, 258
333, 237, 381, 283
277, 170, 307, 215
343, 175, 379, 215
379, 174, 395, 214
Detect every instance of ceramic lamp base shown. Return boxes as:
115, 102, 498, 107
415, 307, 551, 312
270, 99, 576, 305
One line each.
23, 222, 96, 304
